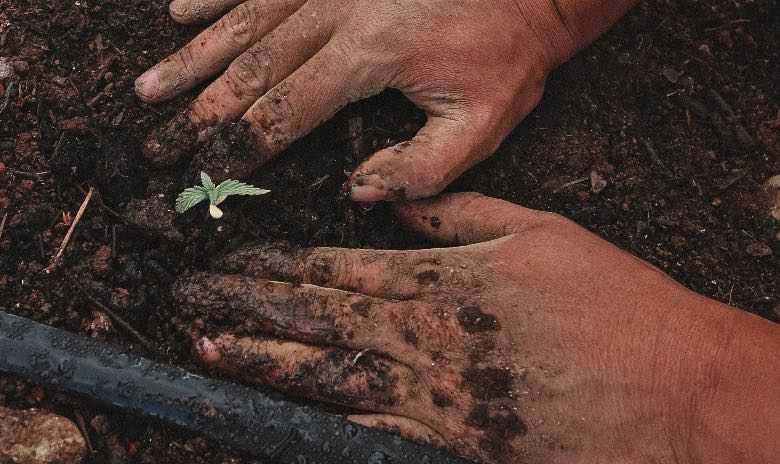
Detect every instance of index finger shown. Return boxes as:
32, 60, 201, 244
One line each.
169, 0, 246, 24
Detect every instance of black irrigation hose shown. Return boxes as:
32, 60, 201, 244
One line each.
0, 311, 471, 464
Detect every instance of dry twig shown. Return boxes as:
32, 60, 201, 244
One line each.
67, 275, 156, 352
0, 212, 7, 242
46, 186, 94, 272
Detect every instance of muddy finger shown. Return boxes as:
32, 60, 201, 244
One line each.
348, 414, 446, 449
143, 1, 334, 166
196, 335, 420, 412
175, 273, 429, 365
137, 0, 305, 104
218, 243, 475, 300
396, 193, 549, 245
169, 0, 247, 24
241, 37, 384, 164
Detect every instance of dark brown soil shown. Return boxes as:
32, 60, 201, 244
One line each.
0, 0, 777, 463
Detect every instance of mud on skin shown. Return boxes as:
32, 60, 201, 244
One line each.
174, 263, 532, 462
173, 272, 380, 345
201, 338, 403, 409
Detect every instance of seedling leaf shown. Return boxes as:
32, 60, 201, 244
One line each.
175, 172, 270, 219
214, 179, 270, 205
201, 171, 215, 190
175, 186, 209, 213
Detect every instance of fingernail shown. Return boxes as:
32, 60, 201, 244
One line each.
349, 174, 387, 202
169, 0, 194, 23
169, 0, 185, 16
135, 69, 160, 103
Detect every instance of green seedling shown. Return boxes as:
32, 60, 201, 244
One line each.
176, 172, 270, 219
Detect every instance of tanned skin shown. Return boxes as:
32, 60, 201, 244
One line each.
137, 2, 779, 463
176, 193, 779, 463
136, 0, 636, 200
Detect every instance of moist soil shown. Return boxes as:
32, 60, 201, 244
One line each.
0, 0, 778, 463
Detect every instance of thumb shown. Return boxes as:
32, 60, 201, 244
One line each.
348, 110, 501, 202
396, 192, 551, 245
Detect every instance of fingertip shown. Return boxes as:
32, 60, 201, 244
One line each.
135, 70, 161, 103
169, 0, 197, 24
349, 174, 390, 202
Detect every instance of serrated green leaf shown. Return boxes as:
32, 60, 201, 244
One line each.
200, 171, 215, 190
213, 179, 270, 205
175, 186, 209, 213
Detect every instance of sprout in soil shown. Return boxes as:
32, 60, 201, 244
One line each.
176, 172, 270, 219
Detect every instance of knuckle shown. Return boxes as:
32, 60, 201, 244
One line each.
301, 250, 338, 287
226, 47, 272, 97
223, 3, 256, 47
176, 46, 198, 77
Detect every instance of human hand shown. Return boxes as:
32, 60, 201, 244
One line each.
136, 0, 579, 200
173, 193, 780, 463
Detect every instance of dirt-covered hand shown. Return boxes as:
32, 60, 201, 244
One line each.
173, 193, 779, 463
136, 0, 599, 200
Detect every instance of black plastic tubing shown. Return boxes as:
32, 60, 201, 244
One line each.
0, 311, 472, 464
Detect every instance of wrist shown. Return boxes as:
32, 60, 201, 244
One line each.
508, 0, 579, 70
509, 0, 639, 69
653, 295, 780, 463
685, 309, 780, 463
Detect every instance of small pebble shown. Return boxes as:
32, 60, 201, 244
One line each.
764, 175, 780, 221
590, 170, 608, 194
746, 241, 773, 257
0, 406, 86, 464
0, 57, 13, 80
88, 245, 113, 275
82, 310, 113, 337
60, 116, 88, 132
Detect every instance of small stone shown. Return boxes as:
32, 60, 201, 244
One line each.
82, 310, 112, 337
746, 241, 773, 257
60, 116, 88, 132
88, 245, 113, 275
0, 161, 6, 175
764, 175, 780, 221
590, 170, 608, 194
110, 287, 130, 308
0, 406, 86, 464
0, 57, 13, 80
